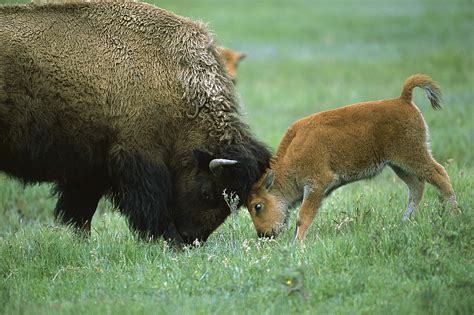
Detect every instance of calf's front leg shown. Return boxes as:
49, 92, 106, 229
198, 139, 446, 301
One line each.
294, 185, 324, 241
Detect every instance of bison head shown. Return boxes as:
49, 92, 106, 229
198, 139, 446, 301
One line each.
170, 142, 271, 244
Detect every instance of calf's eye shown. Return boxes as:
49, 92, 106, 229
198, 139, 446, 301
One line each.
254, 203, 263, 212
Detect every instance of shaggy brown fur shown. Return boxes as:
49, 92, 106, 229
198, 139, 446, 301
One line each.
31, 1, 245, 82
246, 74, 457, 241
31, 0, 132, 3
32, 1, 245, 81
0, 1, 270, 245
217, 47, 245, 83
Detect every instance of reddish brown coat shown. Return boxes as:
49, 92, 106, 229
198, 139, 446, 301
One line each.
246, 74, 457, 241
217, 47, 245, 83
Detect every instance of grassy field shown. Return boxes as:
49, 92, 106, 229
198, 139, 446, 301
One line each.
1, 0, 473, 314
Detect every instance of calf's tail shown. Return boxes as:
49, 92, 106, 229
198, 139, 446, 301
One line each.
400, 74, 442, 110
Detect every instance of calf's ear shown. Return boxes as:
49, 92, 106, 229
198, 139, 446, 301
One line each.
264, 170, 274, 191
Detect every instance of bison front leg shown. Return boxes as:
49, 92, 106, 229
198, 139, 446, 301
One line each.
54, 180, 105, 235
107, 147, 184, 245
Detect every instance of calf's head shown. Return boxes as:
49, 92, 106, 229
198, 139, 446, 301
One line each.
245, 170, 287, 238
218, 47, 246, 83
171, 143, 270, 244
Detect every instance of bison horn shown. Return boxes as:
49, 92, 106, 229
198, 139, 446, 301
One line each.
209, 159, 238, 176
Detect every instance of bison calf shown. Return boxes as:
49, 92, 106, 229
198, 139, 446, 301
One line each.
217, 47, 246, 83
246, 74, 457, 241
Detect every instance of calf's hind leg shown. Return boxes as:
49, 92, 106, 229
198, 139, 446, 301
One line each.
423, 158, 458, 207
390, 165, 425, 220
394, 153, 457, 211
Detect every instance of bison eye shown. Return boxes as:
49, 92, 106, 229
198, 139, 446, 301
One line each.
254, 203, 263, 213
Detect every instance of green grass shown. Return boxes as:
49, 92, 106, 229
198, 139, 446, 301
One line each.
1, 0, 473, 314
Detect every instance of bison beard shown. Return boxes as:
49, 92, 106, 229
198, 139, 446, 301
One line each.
0, 1, 271, 245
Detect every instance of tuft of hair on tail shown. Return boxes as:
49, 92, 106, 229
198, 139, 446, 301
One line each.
400, 74, 442, 110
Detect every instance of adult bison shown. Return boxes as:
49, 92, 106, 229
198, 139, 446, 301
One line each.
0, 1, 271, 244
